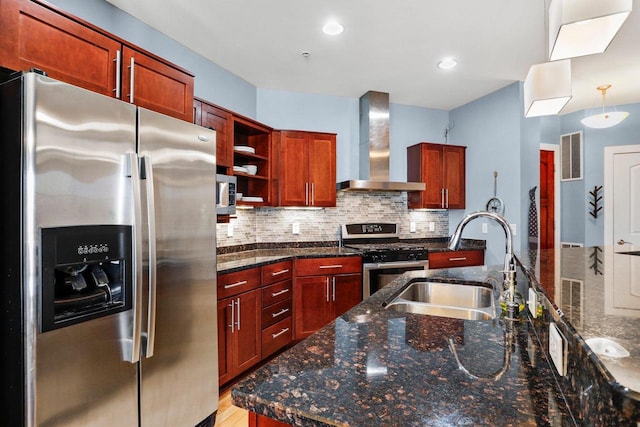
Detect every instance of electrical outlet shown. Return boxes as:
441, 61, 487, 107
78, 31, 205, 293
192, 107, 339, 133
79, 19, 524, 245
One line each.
292, 222, 300, 234
528, 287, 538, 319
509, 223, 517, 236
410, 222, 416, 233
549, 323, 567, 376
482, 223, 488, 234
429, 222, 435, 232
227, 223, 234, 237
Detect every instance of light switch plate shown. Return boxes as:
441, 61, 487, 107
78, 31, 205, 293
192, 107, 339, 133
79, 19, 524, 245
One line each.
429, 222, 435, 232
549, 323, 567, 376
482, 223, 488, 234
528, 287, 538, 319
410, 222, 416, 233
227, 223, 234, 237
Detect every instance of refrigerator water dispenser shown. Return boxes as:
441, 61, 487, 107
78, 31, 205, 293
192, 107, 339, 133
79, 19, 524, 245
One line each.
40, 225, 133, 332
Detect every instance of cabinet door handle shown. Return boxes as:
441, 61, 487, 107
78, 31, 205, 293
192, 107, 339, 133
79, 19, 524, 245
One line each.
113, 50, 121, 98
311, 182, 315, 206
271, 308, 290, 318
236, 298, 241, 331
272, 328, 290, 339
441, 188, 445, 208
448, 257, 467, 262
305, 182, 309, 206
332, 277, 336, 301
271, 288, 290, 297
128, 57, 135, 103
271, 269, 290, 277
228, 301, 235, 333
319, 264, 343, 269
446, 188, 449, 208
326, 277, 330, 302
224, 280, 247, 289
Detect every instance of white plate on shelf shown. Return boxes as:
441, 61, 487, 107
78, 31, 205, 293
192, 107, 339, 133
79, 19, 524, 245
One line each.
242, 196, 263, 203
233, 166, 249, 173
242, 165, 258, 175
234, 146, 255, 154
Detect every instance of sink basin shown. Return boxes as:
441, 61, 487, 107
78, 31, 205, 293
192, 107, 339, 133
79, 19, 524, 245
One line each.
385, 281, 496, 321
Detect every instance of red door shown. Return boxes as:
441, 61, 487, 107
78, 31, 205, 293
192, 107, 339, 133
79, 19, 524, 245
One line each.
540, 150, 555, 249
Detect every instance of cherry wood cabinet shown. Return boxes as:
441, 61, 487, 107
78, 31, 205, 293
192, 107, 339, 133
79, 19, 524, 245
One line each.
217, 267, 262, 386
407, 142, 466, 209
0, 0, 194, 122
233, 116, 273, 207
293, 256, 362, 340
276, 130, 336, 207
193, 98, 233, 172
428, 250, 484, 269
260, 260, 293, 358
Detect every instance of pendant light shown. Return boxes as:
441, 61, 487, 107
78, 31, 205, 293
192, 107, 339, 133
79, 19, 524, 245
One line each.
523, 59, 572, 117
548, 0, 632, 61
581, 85, 629, 129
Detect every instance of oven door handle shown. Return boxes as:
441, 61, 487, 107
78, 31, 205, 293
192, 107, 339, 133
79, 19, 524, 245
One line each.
364, 261, 429, 269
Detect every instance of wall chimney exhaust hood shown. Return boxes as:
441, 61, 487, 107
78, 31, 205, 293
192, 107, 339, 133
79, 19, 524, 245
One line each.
337, 91, 426, 192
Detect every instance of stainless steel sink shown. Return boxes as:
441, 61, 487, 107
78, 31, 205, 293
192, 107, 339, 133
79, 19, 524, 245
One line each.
385, 281, 496, 320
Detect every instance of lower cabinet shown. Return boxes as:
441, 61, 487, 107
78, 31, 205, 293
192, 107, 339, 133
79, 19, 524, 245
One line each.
293, 256, 362, 340
217, 268, 262, 386
428, 250, 484, 269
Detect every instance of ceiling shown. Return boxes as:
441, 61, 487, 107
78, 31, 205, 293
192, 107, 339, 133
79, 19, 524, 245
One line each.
104, 0, 640, 115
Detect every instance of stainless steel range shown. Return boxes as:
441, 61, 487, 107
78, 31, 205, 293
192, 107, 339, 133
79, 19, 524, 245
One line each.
341, 223, 429, 298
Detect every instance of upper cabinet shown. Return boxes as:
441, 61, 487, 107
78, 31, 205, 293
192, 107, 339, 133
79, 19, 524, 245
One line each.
275, 130, 336, 207
194, 99, 233, 172
407, 142, 466, 209
0, 0, 194, 122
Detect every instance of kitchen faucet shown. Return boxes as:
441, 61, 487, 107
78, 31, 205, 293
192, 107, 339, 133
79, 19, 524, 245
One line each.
448, 211, 518, 318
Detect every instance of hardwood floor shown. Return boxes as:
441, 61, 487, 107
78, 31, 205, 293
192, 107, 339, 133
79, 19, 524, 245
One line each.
215, 388, 248, 427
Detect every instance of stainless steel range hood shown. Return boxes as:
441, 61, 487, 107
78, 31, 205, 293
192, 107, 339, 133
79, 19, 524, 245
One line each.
337, 91, 425, 191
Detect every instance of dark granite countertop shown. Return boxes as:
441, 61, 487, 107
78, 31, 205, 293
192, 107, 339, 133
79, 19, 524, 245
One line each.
231, 266, 575, 426
216, 238, 485, 274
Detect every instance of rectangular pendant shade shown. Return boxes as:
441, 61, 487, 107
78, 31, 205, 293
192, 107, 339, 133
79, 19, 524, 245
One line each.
524, 60, 572, 117
549, 0, 632, 61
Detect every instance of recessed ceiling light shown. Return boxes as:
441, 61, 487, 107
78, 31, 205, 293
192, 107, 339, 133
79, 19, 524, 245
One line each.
438, 57, 457, 70
322, 21, 344, 35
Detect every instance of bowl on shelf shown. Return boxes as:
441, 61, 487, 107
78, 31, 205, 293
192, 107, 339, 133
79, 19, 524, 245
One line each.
242, 165, 258, 175
233, 165, 248, 174
235, 192, 243, 202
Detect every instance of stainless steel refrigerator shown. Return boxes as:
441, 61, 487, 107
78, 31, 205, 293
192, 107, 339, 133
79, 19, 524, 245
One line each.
0, 72, 219, 427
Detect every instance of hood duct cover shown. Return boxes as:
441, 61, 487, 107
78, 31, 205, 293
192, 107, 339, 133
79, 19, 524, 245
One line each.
337, 91, 425, 191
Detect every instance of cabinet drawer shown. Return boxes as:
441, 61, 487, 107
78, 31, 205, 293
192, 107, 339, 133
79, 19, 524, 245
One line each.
295, 256, 361, 276
262, 317, 292, 358
428, 250, 484, 269
262, 280, 292, 307
262, 260, 293, 286
261, 299, 292, 329
217, 267, 260, 299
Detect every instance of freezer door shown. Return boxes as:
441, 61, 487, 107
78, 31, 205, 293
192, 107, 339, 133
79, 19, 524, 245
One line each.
137, 108, 218, 426
24, 74, 140, 426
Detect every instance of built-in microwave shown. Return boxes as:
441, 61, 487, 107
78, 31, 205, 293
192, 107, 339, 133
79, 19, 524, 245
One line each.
216, 174, 237, 215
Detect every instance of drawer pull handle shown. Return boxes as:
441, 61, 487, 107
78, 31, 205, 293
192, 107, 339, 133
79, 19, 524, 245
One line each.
271, 288, 290, 297
272, 328, 290, 339
271, 308, 290, 318
224, 280, 247, 289
319, 264, 343, 269
448, 257, 467, 262
271, 269, 290, 276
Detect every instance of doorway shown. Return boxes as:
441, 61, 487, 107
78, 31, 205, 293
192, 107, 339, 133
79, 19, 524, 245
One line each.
539, 144, 560, 293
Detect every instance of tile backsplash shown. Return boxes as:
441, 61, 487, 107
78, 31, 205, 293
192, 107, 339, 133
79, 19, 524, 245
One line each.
217, 191, 449, 248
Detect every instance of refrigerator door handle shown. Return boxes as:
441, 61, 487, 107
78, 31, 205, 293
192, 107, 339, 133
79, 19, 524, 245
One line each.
141, 156, 157, 358
125, 153, 143, 363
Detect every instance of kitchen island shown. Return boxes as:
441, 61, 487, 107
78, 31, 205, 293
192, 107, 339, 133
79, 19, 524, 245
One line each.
231, 265, 575, 426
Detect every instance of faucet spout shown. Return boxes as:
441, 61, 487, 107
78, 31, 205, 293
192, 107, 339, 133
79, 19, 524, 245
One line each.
448, 211, 518, 318
448, 211, 514, 273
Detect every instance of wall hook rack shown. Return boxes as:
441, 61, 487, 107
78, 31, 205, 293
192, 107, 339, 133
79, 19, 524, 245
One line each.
590, 246, 603, 276
588, 185, 603, 219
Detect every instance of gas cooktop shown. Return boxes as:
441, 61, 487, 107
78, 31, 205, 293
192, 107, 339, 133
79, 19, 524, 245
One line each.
341, 223, 429, 263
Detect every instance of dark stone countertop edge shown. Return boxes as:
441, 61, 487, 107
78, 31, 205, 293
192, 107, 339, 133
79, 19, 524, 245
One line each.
217, 238, 486, 274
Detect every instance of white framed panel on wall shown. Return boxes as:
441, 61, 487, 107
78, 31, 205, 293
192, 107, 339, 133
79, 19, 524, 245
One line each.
560, 131, 583, 181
